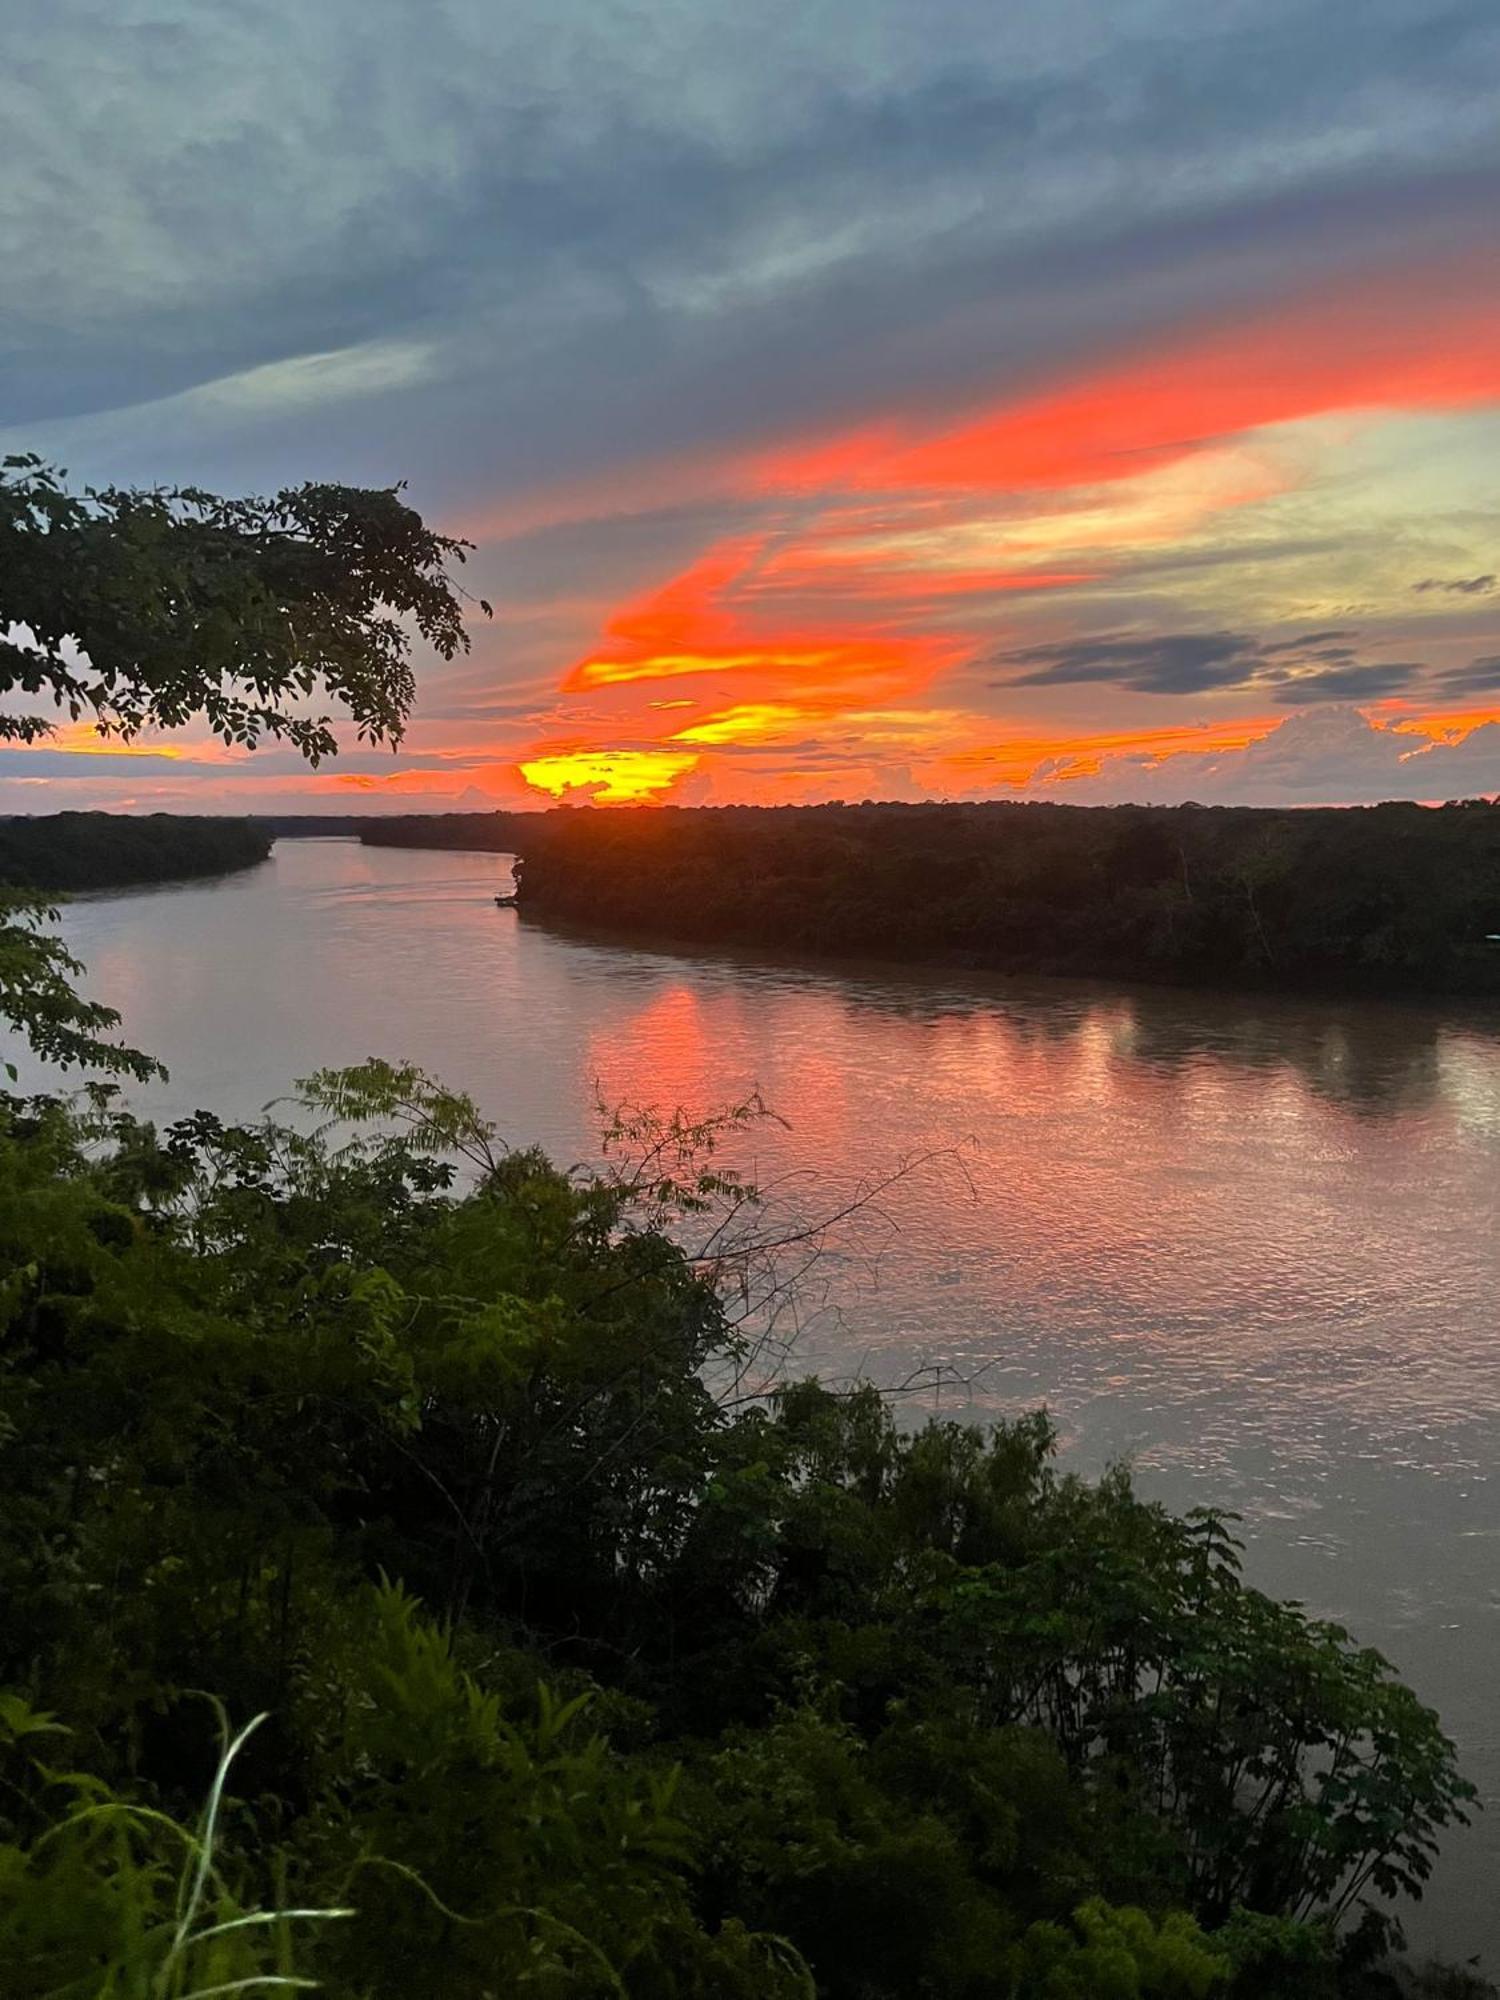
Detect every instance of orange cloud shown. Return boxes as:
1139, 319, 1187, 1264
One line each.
572, 646, 875, 689
671, 702, 812, 746
19, 721, 229, 763
563, 537, 954, 697
497, 249, 1500, 809
333, 768, 469, 794
1385, 704, 1500, 746
753, 254, 1500, 497
943, 716, 1281, 788
669, 701, 976, 751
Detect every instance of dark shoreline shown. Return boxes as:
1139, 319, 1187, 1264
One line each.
343, 798, 1500, 998
495, 799, 1500, 1003
0, 811, 272, 895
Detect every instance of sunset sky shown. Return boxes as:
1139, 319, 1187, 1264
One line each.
5, 0, 1500, 812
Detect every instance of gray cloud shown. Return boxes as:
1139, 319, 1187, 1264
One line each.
4, 0, 1499, 515
1432, 653, 1500, 696
1259, 631, 1358, 656
1269, 662, 1422, 704
991, 629, 1422, 703
1412, 574, 1498, 595
997, 631, 1263, 694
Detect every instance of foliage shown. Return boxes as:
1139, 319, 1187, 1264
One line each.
1, 455, 483, 762
297, 1579, 812, 1997
467, 797, 1500, 997
0, 1696, 347, 1996
0, 1066, 1480, 1996
0, 458, 481, 1074
0, 894, 163, 1081
1012, 1899, 1229, 1997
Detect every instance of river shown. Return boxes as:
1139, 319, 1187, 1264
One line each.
17, 835, 1500, 1965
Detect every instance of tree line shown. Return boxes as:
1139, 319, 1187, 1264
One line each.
358, 808, 543, 852
497, 799, 1500, 995
0, 811, 271, 893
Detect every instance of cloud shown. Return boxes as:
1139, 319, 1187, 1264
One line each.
1431, 653, 1500, 697
1412, 573, 1497, 595
997, 631, 1264, 694
1272, 662, 1423, 704
1043, 706, 1500, 807
7, 0, 1500, 500
991, 629, 1423, 704
519, 747, 700, 803
177, 337, 443, 417
6, 1, 1500, 816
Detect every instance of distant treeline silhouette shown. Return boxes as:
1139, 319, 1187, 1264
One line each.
473, 799, 1500, 995
249, 813, 373, 839
358, 809, 544, 852
0, 811, 271, 892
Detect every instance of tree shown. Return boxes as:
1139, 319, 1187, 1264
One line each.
0, 453, 487, 1073
0, 1074, 1477, 1995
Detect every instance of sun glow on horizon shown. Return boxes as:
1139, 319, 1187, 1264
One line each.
470, 250, 1500, 809
520, 748, 703, 804
12, 260, 1500, 815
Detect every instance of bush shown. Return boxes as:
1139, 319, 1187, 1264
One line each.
0, 1065, 1479, 1996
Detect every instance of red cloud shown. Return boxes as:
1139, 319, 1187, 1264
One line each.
512, 250, 1500, 806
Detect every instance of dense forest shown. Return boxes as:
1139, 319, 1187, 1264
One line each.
358, 808, 544, 852
499, 799, 1500, 996
0, 812, 271, 893
250, 814, 375, 839
0, 1063, 1482, 1997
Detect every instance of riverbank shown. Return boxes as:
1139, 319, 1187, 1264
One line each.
500, 799, 1500, 999
0, 811, 271, 893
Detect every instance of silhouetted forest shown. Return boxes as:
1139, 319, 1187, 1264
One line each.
0, 811, 271, 893
497, 800, 1500, 995
249, 813, 374, 838
358, 807, 545, 851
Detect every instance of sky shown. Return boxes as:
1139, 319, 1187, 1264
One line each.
4, 0, 1500, 813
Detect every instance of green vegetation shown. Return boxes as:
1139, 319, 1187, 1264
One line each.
0, 455, 482, 1077
358, 808, 542, 852
0, 813, 272, 895
499, 799, 1500, 995
1, 454, 481, 766
0, 1064, 1483, 1997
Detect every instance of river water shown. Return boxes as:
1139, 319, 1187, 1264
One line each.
17, 836, 1500, 1964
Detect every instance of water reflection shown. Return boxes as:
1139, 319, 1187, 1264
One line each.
14, 837, 1500, 1966
620, 952, 1475, 1119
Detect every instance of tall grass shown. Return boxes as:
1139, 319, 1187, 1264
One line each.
22, 1710, 350, 1999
